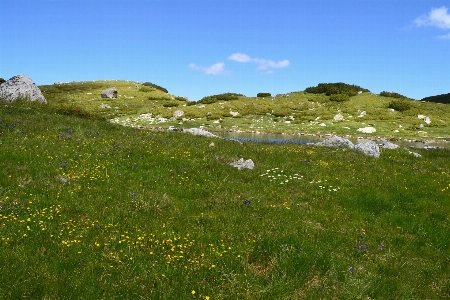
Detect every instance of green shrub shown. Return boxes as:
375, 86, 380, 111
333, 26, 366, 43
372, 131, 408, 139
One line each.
388, 99, 412, 112
198, 93, 244, 104
0, 78, 5, 85
162, 101, 179, 108
305, 82, 369, 96
138, 86, 154, 93
329, 93, 350, 102
421, 93, 450, 104
380, 91, 407, 99
142, 82, 168, 93
148, 96, 168, 101
257, 93, 271, 98
174, 96, 188, 102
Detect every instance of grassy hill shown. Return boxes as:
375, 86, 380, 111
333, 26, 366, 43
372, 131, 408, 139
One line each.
40, 80, 450, 140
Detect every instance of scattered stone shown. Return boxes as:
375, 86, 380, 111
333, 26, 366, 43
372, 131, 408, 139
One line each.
319, 123, 327, 127
358, 111, 366, 118
99, 103, 111, 109
173, 110, 185, 118
424, 117, 431, 125
409, 151, 422, 158
54, 82, 64, 85
230, 158, 254, 170
357, 127, 376, 134
101, 88, 118, 98
0, 74, 47, 103
389, 108, 395, 113
354, 141, 380, 158
182, 128, 218, 138
209, 142, 215, 147
334, 113, 344, 121
230, 111, 239, 117
316, 136, 354, 148
198, 105, 205, 108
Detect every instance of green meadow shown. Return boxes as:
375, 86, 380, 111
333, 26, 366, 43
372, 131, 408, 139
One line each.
0, 82, 450, 299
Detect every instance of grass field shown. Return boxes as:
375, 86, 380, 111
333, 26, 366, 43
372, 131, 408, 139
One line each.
0, 85, 450, 299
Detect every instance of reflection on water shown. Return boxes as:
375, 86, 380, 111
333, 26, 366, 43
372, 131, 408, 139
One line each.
217, 132, 450, 149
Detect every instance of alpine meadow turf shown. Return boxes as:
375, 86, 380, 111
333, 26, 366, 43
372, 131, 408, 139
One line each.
1, 96, 450, 299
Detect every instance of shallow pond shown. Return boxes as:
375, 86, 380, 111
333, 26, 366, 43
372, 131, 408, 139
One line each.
217, 132, 450, 149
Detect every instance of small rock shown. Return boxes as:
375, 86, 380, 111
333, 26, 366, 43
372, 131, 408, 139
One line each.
358, 111, 366, 118
209, 142, 215, 147
357, 127, 376, 134
230, 158, 254, 170
334, 113, 344, 121
101, 88, 118, 98
230, 111, 239, 117
173, 110, 185, 118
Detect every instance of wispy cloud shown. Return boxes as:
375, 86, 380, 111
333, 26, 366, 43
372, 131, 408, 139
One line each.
414, 6, 450, 29
414, 7, 450, 35
228, 52, 290, 73
188, 62, 231, 75
438, 32, 450, 39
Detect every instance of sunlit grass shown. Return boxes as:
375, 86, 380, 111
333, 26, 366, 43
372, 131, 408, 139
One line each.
1, 99, 449, 299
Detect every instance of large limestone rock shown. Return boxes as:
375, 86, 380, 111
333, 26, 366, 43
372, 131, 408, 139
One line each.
101, 88, 118, 98
354, 141, 380, 158
0, 74, 46, 103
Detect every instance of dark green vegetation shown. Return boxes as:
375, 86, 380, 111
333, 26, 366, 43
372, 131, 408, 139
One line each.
1, 99, 450, 299
142, 82, 169, 93
0, 78, 5, 85
197, 93, 245, 105
388, 98, 412, 112
380, 91, 409, 99
257, 93, 271, 98
422, 93, 450, 104
305, 82, 370, 97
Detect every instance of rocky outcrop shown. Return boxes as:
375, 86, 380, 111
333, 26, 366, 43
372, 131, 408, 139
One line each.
316, 136, 355, 148
182, 128, 218, 138
354, 141, 380, 158
0, 74, 46, 103
101, 88, 118, 98
173, 110, 185, 118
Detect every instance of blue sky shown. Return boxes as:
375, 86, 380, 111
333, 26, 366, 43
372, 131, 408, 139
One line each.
1, 0, 449, 101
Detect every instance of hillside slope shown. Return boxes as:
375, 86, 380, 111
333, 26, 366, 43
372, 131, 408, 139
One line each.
40, 80, 450, 140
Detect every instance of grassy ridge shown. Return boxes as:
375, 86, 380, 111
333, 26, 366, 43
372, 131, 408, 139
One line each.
40, 80, 450, 140
1, 100, 450, 299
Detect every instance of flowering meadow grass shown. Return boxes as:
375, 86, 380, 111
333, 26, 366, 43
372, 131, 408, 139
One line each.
1, 100, 450, 299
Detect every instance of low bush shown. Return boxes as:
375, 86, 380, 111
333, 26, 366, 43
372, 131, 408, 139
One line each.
0, 78, 5, 85
162, 101, 180, 108
257, 93, 271, 98
380, 91, 407, 99
174, 96, 188, 102
148, 96, 168, 101
198, 93, 244, 104
388, 99, 412, 112
142, 82, 168, 93
329, 93, 350, 102
305, 82, 369, 96
138, 86, 154, 93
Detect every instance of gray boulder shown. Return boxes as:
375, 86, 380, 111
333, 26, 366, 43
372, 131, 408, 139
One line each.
101, 88, 118, 98
354, 141, 380, 158
378, 139, 400, 149
0, 74, 46, 103
182, 128, 218, 138
230, 158, 255, 170
316, 136, 355, 148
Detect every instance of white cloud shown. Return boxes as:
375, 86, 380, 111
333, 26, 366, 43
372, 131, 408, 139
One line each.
228, 52, 290, 73
188, 62, 230, 75
228, 53, 251, 62
415, 6, 450, 29
438, 32, 450, 39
